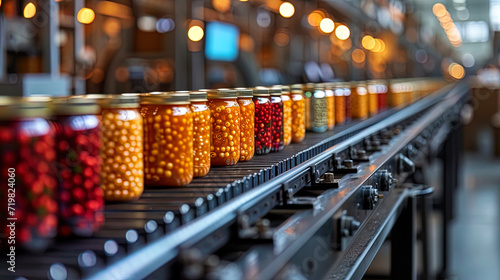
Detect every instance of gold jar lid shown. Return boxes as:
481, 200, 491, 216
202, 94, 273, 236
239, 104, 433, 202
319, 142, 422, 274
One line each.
0, 96, 51, 119
314, 84, 325, 90
52, 96, 100, 116
206, 89, 237, 99
140, 92, 190, 105
291, 84, 302, 91
280, 85, 291, 94
100, 95, 140, 109
190, 91, 208, 102
270, 87, 282, 96
252, 87, 270, 97
235, 88, 253, 98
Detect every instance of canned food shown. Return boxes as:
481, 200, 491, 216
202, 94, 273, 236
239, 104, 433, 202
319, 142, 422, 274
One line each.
236, 88, 255, 161
325, 83, 335, 130
334, 83, 346, 125
310, 84, 327, 133
290, 84, 306, 143
190, 91, 211, 177
253, 88, 272, 154
350, 81, 369, 119
280, 86, 293, 146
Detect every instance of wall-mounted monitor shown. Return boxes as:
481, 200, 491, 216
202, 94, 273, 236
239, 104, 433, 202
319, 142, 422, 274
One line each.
205, 22, 240, 62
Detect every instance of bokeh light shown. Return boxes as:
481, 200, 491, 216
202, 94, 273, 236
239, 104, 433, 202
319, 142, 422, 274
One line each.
188, 25, 204, 42
352, 49, 366, 63
361, 35, 375, 50
319, 18, 335, 33
23, 2, 36, 19
335, 25, 350, 40
307, 11, 323, 27
448, 63, 465, 79
77, 8, 95, 24
279, 2, 295, 18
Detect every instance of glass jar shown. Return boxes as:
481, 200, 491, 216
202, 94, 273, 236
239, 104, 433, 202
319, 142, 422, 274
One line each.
290, 85, 306, 143
0, 97, 58, 252
236, 88, 255, 161
389, 81, 404, 107
367, 81, 379, 116
270, 87, 284, 152
99, 95, 144, 201
350, 81, 369, 119
334, 84, 346, 125
51, 97, 103, 237
303, 83, 314, 131
325, 83, 335, 130
141, 93, 193, 186
207, 89, 241, 165
376, 81, 388, 111
190, 91, 211, 177
280, 86, 293, 146
310, 85, 327, 133
253, 88, 272, 155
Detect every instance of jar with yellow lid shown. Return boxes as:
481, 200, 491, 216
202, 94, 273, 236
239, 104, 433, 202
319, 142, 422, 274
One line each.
325, 83, 335, 130
0, 97, 58, 252
310, 84, 327, 133
51, 97, 103, 237
236, 88, 255, 161
98, 95, 144, 201
290, 84, 306, 143
253, 88, 272, 154
350, 81, 369, 119
141, 93, 194, 186
207, 89, 240, 165
190, 91, 211, 177
279, 85, 293, 146
334, 83, 346, 125
270, 87, 285, 152
367, 81, 379, 116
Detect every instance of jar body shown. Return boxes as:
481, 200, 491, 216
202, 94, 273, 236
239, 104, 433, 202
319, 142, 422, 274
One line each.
326, 89, 335, 130
208, 99, 240, 165
191, 102, 211, 177
237, 98, 255, 161
291, 93, 306, 143
351, 86, 369, 119
368, 90, 378, 116
0, 118, 58, 252
271, 96, 284, 152
345, 89, 352, 121
378, 88, 387, 111
142, 104, 194, 186
310, 90, 327, 133
281, 94, 292, 146
53, 114, 103, 237
253, 96, 272, 155
334, 88, 346, 125
101, 108, 144, 201
304, 89, 312, 131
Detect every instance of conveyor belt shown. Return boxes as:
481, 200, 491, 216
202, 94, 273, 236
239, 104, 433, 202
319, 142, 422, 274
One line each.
3, 83, 461, 280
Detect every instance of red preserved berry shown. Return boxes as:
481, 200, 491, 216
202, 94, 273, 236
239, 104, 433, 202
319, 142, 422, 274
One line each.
270, 92, 284, 152
253, 89, 272, 155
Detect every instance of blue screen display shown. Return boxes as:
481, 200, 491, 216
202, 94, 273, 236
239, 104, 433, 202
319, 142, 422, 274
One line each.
205, 22, 240, 62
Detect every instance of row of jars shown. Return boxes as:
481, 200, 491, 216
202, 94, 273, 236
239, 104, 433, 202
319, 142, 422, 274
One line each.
0, 78, 444, 252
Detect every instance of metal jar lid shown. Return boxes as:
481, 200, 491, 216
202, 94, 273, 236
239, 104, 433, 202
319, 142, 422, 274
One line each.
252, 87, 271, 97
206, 89, 237, 99
190, 91, 208, 102
280, 85, 291, 94
270, 87, 282, 96
0, 96, 51, 119
51, 96, 100, 116
73, 94, 140, 109
140, 92, 190, 105
291, 84, 302, 91
235, 88, 253, 98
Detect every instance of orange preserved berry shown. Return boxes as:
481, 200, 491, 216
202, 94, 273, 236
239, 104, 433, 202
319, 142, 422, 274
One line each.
141, 93, 194, 187
290, 84, 306, 143
367, 81, 379, 116
207, 89, 240, 166
325, 83, 335, 130
190, 91, 211, 177
280, 86, 293, 146
100, 95, 144, 201
236, 88, 255, 161
334, 83, 346, 125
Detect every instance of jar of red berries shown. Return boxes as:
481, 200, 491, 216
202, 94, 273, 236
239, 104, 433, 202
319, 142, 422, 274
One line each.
0, 97, 58, 252
51, 97, 104, 237
252, 88, 272, 155
270, 87, 284, 152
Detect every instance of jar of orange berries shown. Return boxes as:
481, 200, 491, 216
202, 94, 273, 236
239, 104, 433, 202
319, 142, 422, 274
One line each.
207, 89, 241, 166
290, 84, 306, 143
141, 93, 194, 187
190, 91, 211, 177
236, 88, 255, 162
280, 85, 293, 146
100, 95, 144, 201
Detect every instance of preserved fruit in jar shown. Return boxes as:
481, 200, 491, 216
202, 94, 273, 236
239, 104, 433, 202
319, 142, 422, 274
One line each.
236, 88, 255, 161
344, 84, 352, 121
51, 97, 103, 237
310, 85, 327, 133
367, 81, 379, 116
350, 82, 368, 119
291, 84, 306, 143
253, 88, 272, 154
0, 97, 58, 252
280, 86, 293, 146
207, 89, 240, 165
334, 84, 346, 125
190, 91, 211, 177
141, 93, 194, 186
270, 87, 284, 152
100, 95, 144, 201
303, 83, 314, 131
325, 83, 335, 130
